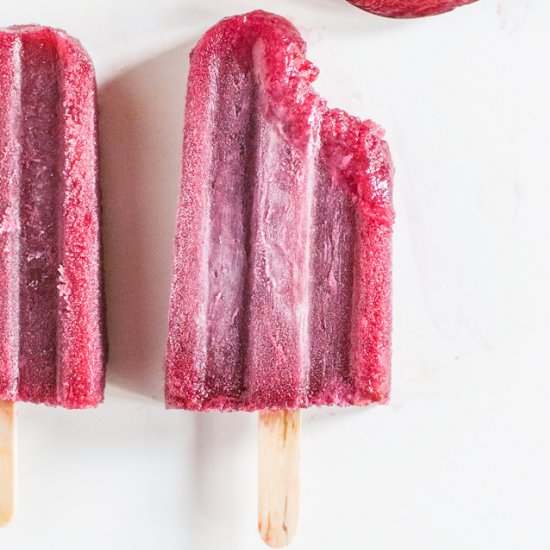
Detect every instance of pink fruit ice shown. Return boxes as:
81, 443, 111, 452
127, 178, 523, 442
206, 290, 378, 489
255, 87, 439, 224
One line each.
346, 0, 476, 18
165, 11, 393, 411
0, 26, 105, 408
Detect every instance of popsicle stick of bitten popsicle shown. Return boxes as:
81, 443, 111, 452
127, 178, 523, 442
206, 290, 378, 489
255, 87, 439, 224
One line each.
258, 410, 301, 547
0, 401, 15, 527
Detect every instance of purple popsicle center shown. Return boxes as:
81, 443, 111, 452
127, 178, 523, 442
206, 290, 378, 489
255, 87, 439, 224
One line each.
17, 34, 63, 404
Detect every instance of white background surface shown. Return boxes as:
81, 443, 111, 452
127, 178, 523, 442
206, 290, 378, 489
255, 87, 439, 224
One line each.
1, 0, 548, 548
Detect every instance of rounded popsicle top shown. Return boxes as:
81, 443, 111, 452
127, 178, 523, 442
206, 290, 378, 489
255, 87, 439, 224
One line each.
0, 25, 95, 81
189, 10, 393, 225
2, 25, 88, 48
189, 11, 321, 149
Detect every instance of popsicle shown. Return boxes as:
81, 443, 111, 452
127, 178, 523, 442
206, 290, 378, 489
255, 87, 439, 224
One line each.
165, 10, 393, 545
166, 10, 393, 412
0, 25, 104, 408
345, 0, 476, 17
0, 25, 104, 525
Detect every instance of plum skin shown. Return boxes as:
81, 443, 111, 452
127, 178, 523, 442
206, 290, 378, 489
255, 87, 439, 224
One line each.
346, 0, 477, 18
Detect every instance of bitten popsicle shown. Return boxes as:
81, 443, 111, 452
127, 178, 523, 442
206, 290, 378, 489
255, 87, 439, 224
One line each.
165, 11, 393, 545
165, 11, 393, 412
0, 25, 105, 525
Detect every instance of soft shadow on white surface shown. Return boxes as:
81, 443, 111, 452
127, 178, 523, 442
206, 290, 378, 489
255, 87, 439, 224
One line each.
99, 43, 195, 401
303, 402, 384, 424
191, 412, 257, 549
13, 401, 197, 549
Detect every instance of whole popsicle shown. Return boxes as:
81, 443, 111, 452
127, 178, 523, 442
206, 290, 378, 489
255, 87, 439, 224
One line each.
0, 26, 104, 526
166, 10, 393, 545
0, 26, 105, 408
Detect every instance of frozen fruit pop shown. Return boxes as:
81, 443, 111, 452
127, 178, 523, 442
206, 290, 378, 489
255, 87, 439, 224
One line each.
166, 10, 393, 412
0, 26, 104, 408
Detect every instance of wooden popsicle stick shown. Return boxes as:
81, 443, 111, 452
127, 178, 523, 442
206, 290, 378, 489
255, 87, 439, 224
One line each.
258, 409, 301, 547
0, 401, 15, 527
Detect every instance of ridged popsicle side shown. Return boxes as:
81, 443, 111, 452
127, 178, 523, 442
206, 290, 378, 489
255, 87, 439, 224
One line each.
321, 111, 393, 405
56, 32, 104, 408
0, 33, 20, 402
